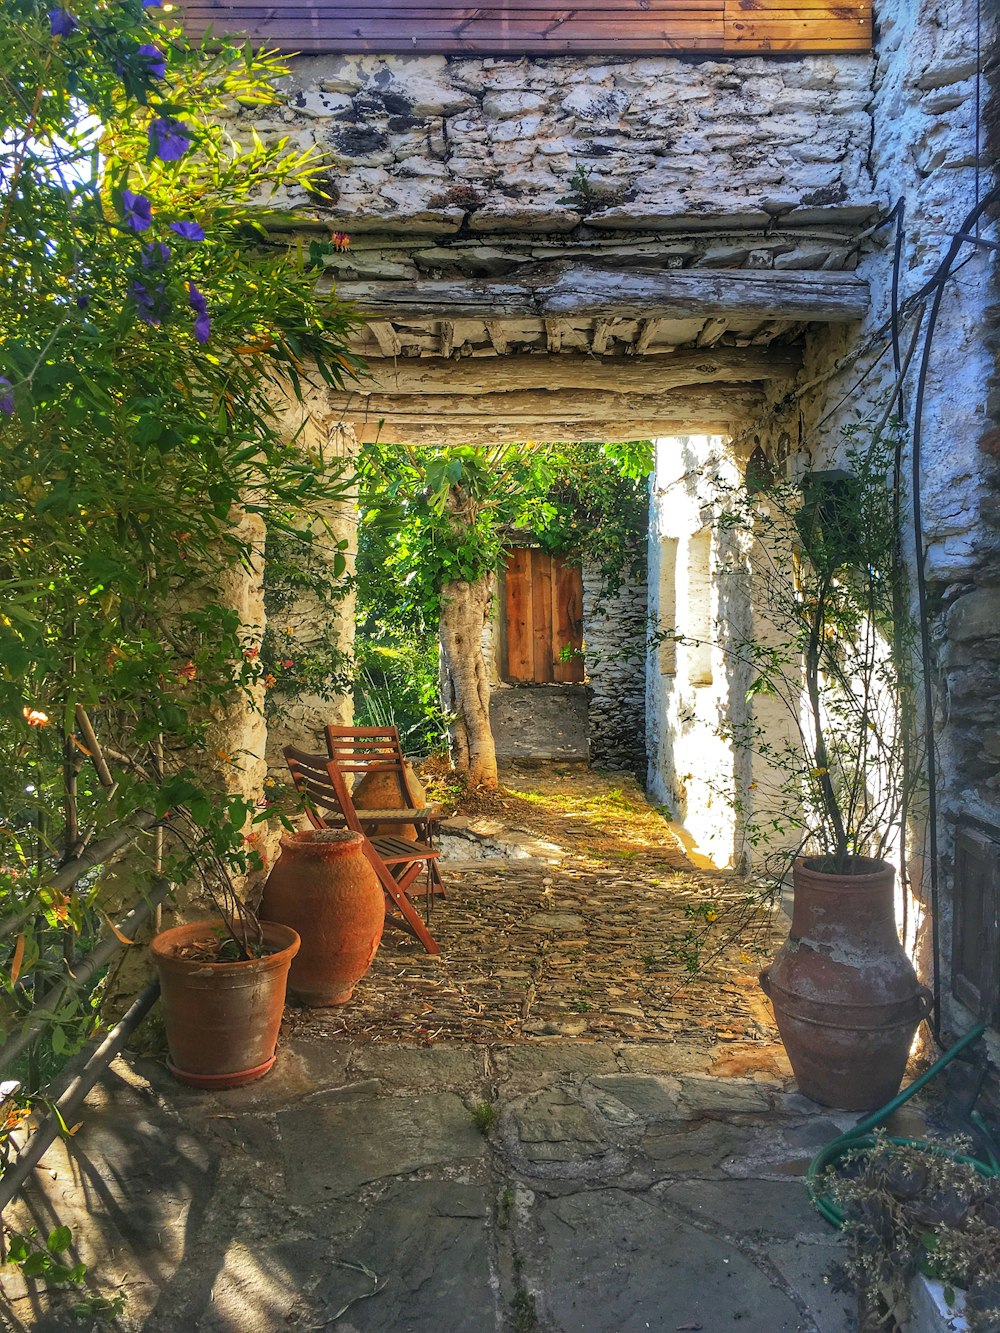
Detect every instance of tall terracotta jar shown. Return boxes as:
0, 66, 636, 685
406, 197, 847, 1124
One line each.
261, 829, 384, 1006
760, 857, 932, 1111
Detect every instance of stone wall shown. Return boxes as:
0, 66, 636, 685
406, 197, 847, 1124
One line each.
241, 52, 876, 247
646, 434, 752, 868
745, 0, 998, 1051
582, 556, 647, 776
264, 411, 359, 772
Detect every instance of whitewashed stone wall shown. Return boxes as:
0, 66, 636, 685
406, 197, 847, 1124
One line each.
245, 53, 876, 245
646, 434, 752, 867
582, 557, 647, 776
264, 412, 359, 771
745, 0, 998, 1050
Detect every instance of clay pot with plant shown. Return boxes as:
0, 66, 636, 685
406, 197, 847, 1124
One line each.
150, 849, 299, 1089
717, 424, 930, 1110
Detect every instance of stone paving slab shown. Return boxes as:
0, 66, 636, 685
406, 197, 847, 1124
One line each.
0, 1039, 855, 1333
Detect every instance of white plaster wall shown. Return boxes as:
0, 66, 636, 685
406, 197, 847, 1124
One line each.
647, 434, 749, 867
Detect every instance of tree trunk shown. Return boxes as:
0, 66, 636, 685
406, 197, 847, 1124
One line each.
439, 575, 498, 789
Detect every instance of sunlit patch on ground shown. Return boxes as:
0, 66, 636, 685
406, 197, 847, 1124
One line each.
289, 765, 790, 1079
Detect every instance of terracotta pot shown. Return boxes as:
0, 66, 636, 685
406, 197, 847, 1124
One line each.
260, 829, 384, 1006
353, 764, 426, 840
151, 919, 299, 1089
760, 857, 932, 1111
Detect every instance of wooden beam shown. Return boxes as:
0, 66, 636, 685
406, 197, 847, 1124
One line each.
695, 316, 729, 348
368, 320, 401, 358
591, 320, 613, 355
485, 320, 508, 355
356, 417, 743, 445
334, 266, 869, 325
352, 347, 799, 395
332, 385, 764, 425
634, 318, 666, 355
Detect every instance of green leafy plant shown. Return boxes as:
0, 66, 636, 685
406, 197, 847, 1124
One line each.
3, 1225, 85, 1286
0, 0, 359, 1167
472, 1099, 498, 1134
708, 419, 917, 875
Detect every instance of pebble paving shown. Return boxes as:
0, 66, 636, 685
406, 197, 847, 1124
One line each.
287, 765, 790, 1080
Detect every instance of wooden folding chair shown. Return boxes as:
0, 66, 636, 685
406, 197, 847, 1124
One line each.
324, 725, 445, 898
282, 746, 441, 955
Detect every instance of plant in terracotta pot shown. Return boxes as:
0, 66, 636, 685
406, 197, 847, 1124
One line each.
712, 423, 930, 1109
150, 841, 299, 1089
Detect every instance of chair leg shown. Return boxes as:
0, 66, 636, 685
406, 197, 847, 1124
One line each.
362, 845, 441, 955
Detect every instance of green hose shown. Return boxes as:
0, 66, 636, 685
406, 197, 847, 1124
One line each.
806, 1022, 997, 1227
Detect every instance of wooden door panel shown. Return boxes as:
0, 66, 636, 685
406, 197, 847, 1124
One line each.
504, 548, 584, 684
531, 552, 555, 683
504, 548, 534, 681
553, 558, 585, 683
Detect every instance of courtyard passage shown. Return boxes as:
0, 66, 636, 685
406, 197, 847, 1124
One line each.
1, 767, 867, 1332
295, 764, 789, 1078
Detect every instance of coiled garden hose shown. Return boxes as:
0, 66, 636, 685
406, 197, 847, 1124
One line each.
807, 1023, 999, 1228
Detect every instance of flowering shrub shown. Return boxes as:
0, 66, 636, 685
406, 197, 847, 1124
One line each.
0, 2, 360, 1071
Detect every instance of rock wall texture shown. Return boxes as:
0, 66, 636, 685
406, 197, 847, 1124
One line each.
583, 557, 648, 778
264, 413, 358, 773
247, 52, 876, 242
748, 0, 998, 1051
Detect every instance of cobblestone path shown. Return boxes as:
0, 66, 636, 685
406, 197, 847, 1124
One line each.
289, 765, 791, 1082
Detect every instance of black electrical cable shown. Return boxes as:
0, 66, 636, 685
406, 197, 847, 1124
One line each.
911, 271, 948, 1043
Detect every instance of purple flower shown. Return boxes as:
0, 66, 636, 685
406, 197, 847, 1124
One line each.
141, 241, 171, 269
120, 189, 152, 232
49, 8, 78, 36
0, 378, 14, 416
130, 279, 166, 327
169, 220, 205, 242
188, 283, 211, 345
148, 118, 191, 163
76, 294, 89, 309
137, 43, 167, 79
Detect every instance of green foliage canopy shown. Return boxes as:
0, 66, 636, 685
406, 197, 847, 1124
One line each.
0, 1, 358, 1064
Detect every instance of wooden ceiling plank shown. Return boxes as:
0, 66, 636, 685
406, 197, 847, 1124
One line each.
354, 346, 800, 393
369, 320, 401, 357
337, 268, 870, 325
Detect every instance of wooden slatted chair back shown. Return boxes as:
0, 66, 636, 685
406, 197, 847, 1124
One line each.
282, 745, 361, 832
325, 725, 419, 806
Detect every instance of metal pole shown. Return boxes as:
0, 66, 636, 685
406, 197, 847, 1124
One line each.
0, 980, 161, 1215
0, 878, 171, 1078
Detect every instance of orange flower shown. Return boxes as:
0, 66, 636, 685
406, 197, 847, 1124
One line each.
22, 707, 49, 727
332, 231, 350, 251
176, 661, 197, 683
264, 673, 277, 688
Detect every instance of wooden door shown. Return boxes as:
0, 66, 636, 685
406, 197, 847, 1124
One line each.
503, 549, 584, 684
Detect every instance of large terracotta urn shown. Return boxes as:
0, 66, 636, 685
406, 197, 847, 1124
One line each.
353, 764, 427, 840
261, 829, 384, 1006
760, 857, 932, 1110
